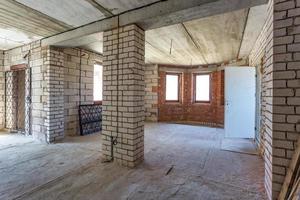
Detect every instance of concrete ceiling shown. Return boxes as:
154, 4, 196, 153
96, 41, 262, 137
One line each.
145, 9, 248, 65
84, 5, 268, 65
0, 0, 70, 49
150, 4, 268, 65
93, 0, 160, 15
15, 0, 106, 27
0, 0, 159, 50
0, 0, 268, 66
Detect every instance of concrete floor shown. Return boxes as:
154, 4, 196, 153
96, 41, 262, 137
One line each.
0, 123, 266, 200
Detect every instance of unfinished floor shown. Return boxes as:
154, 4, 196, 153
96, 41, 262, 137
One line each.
0, 123, 266, 200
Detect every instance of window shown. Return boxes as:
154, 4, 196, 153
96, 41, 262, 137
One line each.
194, 74, 210, 102
165, 73, 180, 101
93, 64, 103, 101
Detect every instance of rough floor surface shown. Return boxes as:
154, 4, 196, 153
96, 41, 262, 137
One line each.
0, 123, 266, 200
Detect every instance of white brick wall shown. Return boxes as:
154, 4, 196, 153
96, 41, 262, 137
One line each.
31, 43, 46, 141
145, 64, 158, 121
4, 41, 45, 141
249, 1, 274, 198
0, 51, 4, 129
3, 41, 102, 142
42, 47, 65, 143
102, 24, 145, 167
63, 48, 102, 136
250, 0, 300, 199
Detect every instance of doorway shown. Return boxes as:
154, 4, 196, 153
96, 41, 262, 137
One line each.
5, 69, 30, 134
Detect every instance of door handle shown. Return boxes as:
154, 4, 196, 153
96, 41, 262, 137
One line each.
225, 100, 229, 106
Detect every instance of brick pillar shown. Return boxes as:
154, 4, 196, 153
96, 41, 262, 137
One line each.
102, 24, 145, 167
42, 47, 64, 143
0, 51, 5, 130
264, 0, 300, 199
0, 51, 4, 129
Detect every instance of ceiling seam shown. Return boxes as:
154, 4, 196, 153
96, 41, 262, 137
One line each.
181, 23, 208, 65
146, 41, 178, 63
84, 0, 114, 17
237, 8, 250, 59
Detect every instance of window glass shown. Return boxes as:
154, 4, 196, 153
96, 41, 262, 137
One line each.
166, 74, 179, 101
93, 64, 103, 101
195, 74, 210, 102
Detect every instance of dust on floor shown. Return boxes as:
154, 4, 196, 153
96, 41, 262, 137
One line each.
0, 123, 266, 200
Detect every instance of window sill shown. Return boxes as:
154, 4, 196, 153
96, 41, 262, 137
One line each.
193, 101, 211, 105
94, 101, 102, 105
165, 101, 182, 105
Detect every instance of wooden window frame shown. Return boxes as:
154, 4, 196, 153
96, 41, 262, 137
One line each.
165, 72, 181, 103
193, 73, 211, 104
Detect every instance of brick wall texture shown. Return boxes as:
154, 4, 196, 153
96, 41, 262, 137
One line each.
3, 42, 101, 142
158, 67, 224, 127
250, 0, 300, 199
63, 48, 102, 136
102, 24, 145, 167
0, 51, 4, 129
42, 47, 65, 142
145, 64, 158, 121
4, 42, 47, 141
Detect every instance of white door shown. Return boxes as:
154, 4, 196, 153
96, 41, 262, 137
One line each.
225, 67, 256, 138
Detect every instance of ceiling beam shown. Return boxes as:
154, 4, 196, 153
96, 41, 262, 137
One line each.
237, 8, 250, 59
42, 0, 268, 46
84, 0, 114, 17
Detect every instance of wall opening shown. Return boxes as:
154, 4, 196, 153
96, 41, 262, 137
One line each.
5, 68, 31, 134
93, 64, 103, 103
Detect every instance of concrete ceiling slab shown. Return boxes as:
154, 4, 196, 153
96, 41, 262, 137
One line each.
57, 6, 267, 66
16, 0, 106, 27
94, 0, 160, 14
144, 9, 249, 65
0, 27, 42, 50
145, 24, 207, 65
0, 0, 268, 66
80, 41, 103, 54
238, 4, 268, 58
182, 9, 248, 64
0, 0, 70, 50
56, 32, 104, 54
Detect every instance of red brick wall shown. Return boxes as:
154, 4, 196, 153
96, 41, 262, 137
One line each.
158, 70, 224, 127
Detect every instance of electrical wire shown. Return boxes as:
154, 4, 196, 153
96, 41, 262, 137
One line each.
111, 15, 120, 155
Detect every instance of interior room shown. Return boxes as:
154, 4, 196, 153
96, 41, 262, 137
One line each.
0, 0, 299, 200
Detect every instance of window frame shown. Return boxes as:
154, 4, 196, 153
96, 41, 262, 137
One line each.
165, 72, 181, 103
193, 73, 211, 104
93, 63, 103, 104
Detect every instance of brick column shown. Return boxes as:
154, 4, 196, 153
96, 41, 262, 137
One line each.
102, 24, 145, 167
42, 47, 64, 143
265, 0, 300, 199
0, 51, 4, 129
